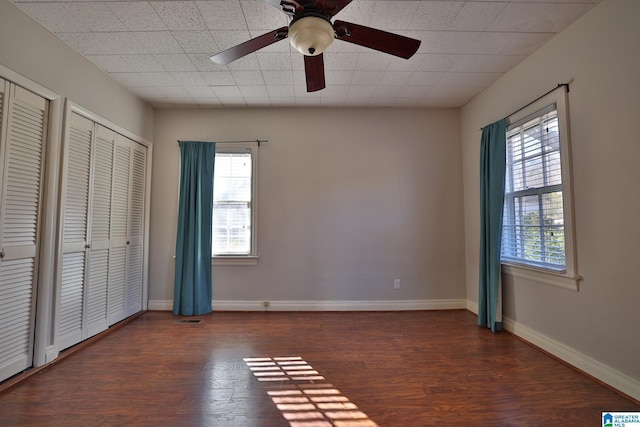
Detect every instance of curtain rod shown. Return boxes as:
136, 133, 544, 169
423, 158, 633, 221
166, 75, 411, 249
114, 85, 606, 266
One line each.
481, 83, 570, 131
177, 139, 268, 146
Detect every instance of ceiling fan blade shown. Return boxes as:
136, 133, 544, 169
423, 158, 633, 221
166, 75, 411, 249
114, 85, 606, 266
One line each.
210, 27, 288, 65
304, 54, 326, 92
331, 0, 353, 17
333, 20, 420, 59
264, 0, 352, 18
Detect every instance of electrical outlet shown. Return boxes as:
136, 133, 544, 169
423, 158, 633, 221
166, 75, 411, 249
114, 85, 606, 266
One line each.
263, 300, 270, 308
394, 279, 400, 289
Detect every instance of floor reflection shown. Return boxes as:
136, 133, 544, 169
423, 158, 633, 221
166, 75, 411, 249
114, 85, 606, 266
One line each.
244, 357, 379, 427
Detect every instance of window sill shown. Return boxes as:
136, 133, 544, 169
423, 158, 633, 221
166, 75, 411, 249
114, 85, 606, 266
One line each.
213, 256, 258, 266
501, 263, 581, 291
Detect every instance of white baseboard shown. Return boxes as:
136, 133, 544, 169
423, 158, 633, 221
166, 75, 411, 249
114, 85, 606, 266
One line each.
467, 299, 639, 400
501, 316, 640, 402
148, 299, 467, 312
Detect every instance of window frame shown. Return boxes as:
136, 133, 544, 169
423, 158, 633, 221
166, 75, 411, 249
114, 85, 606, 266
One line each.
500, 88, 580, 290
212, 142, 259, 266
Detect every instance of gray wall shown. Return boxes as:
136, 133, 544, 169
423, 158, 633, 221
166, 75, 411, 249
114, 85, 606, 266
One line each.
150, 107, 466, 307
461, 0, 640, 386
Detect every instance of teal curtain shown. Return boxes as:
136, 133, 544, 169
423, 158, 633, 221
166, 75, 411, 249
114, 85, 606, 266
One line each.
174, 141, 216, 316
478, 119, 506, 333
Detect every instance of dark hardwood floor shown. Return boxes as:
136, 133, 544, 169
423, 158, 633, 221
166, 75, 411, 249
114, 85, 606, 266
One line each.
0, 310, 638, 426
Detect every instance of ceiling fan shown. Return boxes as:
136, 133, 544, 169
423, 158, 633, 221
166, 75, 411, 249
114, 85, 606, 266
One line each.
209, 0, 421, 92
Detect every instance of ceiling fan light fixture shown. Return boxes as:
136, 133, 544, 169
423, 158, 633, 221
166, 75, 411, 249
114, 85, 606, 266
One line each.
288, 16, 335, 56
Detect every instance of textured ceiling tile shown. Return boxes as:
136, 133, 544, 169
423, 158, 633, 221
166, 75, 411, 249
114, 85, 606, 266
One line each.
419, 54, 459, 72
379, 71, 414, 86
131, 72, 180, 87
134, 32, 183, 54
351, 70, 384, 86
170, 71, 207, 86
430, 32, 482, 54
436, 72, 473, 87
463, 72, 503, 88
449, 55, 492, 73
400, 86, 431, 99
475, 55, 527, 73
106, 2, 167, 32
262, 70, 294, 85
387, 54, 425, 72
266, 85, 295, 97
227, 55, 261, 71
408, 1, 464, 31
110, 73, 155, 87
370, 1, 421, 30
183, 86, 217, 98
239, 85, 269, 97
173, 31, 219, 54
151, 1, 207, 31
188, 53, 226, 72
448, 2, 507, 31
489, 3, 594, 33
196, 0, 245, 31
408, 71, 445, 87
15, 3, 80, 33
324, 52, 360, 71
324, 70, 356, 86
202, 71, 236, 86
11, 0, 599, 108
334, 0, 375, 25
404, 30, 444, 54
212, 86, 243, 98
58, 32, 145, 55
154, 54, 198, 72
211, 30, 252, 51
241, 0, 287, 29
356, 52, 392, 71
231, 70, 265, 85
473, 32, 552, 55
256, 52, 293, 71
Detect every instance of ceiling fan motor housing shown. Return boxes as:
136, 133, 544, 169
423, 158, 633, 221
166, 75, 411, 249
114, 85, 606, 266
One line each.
288, 15, 335, 56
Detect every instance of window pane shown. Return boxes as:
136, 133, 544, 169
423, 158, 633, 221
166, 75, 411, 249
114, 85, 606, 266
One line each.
502, 107, 566, 270
212, 151, 253, 255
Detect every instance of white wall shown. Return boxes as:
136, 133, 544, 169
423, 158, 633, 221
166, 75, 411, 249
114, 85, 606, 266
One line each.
0, 0, 154, 140
461, 0, 640, 395
150, 107, 466, 309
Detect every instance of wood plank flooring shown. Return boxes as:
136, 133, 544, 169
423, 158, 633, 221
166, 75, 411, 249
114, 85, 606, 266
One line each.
0, 310, 638, 426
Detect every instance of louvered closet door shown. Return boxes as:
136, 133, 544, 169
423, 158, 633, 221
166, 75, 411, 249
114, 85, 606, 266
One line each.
84, 125, 114, 338
125, 142, 146, 317
0, 81, 48, 382
107, 135, 130, 325
58, 112, 92, 350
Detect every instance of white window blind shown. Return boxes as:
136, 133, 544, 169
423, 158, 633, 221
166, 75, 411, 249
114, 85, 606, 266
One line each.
501, 104, 566, 271
213, 151, 252, 255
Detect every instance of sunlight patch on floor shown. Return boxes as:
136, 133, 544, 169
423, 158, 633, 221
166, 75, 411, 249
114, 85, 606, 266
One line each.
243, 357, 379, 427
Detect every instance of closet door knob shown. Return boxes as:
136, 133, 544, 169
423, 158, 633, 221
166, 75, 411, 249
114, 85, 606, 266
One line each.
85, 244, 91, 249
0, 251, 4, 258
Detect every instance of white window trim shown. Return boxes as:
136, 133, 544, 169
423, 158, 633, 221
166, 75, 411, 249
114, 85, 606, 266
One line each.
501, 87, 581, 291
212, 142, 259, 266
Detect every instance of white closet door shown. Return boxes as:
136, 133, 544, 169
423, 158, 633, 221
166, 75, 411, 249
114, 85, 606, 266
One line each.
0, 82, 47, 382
107, 135, 130, 325
125, 142, 146, 317
84, 125, 114, 338
58, 112, 92, 350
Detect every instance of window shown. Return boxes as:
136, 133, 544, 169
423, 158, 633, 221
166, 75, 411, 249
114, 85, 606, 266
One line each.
212, 143, 258, 264
500, 90, 580, 290
502, 105, 564, 270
